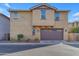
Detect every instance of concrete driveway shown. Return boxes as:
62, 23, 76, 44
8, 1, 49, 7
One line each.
5, 43, 79, 56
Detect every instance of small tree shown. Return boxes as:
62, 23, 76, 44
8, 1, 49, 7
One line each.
34, 37, 39, 42
71, 27, 79, 33
17, 34, 24, 41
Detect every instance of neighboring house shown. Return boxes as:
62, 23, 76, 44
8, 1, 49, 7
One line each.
0, 13, 10, 40
68, 21, 79, 41
9, 4, 69, 41
68, 21, 79, 32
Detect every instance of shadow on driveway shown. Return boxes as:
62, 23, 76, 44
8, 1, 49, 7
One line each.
63, 41, 79, 48
0, 40, 63, 55
66, 44, 79, 48
0, 44, 53, 55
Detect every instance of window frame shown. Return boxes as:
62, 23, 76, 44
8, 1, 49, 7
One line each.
55, 12, 60, 21
76, 22, 78, 26
32, 29, 35, 35
41, 9, 46, 20
12, 12, 20, 19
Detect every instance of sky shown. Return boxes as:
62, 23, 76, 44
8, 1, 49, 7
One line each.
0, 3, 79, 22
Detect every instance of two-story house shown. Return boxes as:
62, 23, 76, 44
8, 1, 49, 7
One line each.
0, 13, 10, 40
9, 4, 69, 42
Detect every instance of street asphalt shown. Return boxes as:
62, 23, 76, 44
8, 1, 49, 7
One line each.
0, 40, 79, 56
4, 43, 79, 56
0, 44, 52, 55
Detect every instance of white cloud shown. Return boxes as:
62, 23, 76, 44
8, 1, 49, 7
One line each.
4, 3, 11, 8
70, 17, 79, 22
73, 12, 79, 17
72, 17, 79, 22
69, 12, 79, 22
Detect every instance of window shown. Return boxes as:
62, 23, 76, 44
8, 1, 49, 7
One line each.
13, 12, 20, 18
32, 29, 35, 35
55, 12, 60, 21
76, 22, 78, 26
72, 23, 74, 26
41, 9, 46, 19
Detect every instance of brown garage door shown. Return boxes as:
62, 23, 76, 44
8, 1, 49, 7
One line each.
41, 29, 63, 40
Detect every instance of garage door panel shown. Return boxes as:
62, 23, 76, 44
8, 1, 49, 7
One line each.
41, 29, 63, 40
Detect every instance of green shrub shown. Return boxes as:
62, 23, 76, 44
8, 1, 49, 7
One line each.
34, 37, 39, 42
17, 34, 24, 41
71, 27, 79, 33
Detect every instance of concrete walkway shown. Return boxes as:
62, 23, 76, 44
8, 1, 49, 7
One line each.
5, 43, 79, 56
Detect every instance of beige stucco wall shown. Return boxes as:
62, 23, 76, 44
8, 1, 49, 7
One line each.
32, 9, 55, 26
10, 11, 32, 40
32, 28, 40, 41
54, 12, 68, 28
32, 9, 68, 28
10, 7, 69, 41
32, 9, 69, 40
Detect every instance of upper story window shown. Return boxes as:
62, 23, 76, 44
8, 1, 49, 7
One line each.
76, 22, 78, 26
41, 9, 46, 19
72, 23, 74, 26
55, 12, 60, 21
12, 12, 20, 19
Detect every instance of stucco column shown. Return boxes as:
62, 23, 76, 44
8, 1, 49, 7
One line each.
35, 29, 40, 39
63, 27, 68, 40
33, 28, 40, 41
